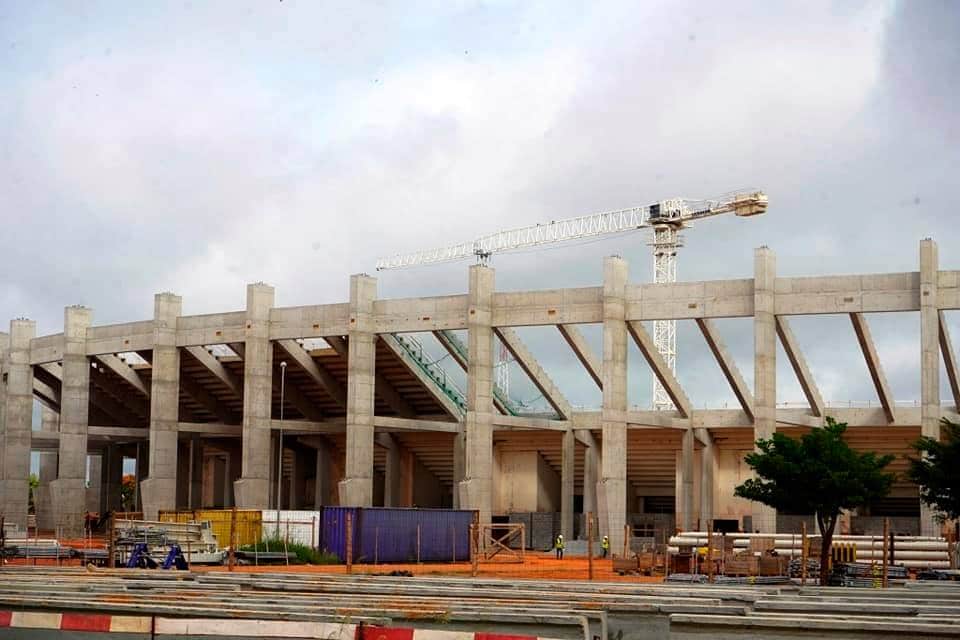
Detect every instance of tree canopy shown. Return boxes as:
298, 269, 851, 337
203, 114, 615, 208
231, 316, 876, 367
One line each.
734, 417, 896, 582
909, 418, 960, 521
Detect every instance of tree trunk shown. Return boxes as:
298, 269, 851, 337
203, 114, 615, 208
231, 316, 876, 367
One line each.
818, 512, 838, 585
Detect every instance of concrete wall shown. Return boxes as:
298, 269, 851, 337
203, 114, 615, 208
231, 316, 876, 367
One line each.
493, 449, 560, 513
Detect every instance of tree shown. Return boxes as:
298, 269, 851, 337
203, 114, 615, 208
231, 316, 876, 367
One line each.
734, 418, 895, 583
28, 474, 39, 514
908, 417, 960, 522
120, 474, 137, 512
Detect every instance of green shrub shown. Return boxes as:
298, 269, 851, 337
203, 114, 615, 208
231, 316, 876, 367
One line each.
238, 536, 340, 565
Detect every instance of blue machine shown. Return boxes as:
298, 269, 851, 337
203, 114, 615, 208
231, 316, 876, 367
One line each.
125, 543, 188, 570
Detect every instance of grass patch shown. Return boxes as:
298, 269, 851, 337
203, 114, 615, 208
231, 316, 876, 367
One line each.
238, 537, 340, 565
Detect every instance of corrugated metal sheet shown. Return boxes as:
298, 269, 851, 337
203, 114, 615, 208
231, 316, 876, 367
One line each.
320, 507, 475, 563
261, 510, 321, 547
320, 507, 359, 561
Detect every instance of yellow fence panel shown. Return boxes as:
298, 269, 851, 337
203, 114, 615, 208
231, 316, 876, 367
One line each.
159, 510, 262, 548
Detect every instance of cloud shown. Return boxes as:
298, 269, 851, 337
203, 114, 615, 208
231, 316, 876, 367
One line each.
1, 0, 956, 409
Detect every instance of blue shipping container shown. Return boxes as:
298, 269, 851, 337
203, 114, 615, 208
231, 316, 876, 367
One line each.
320, 507, 476, 563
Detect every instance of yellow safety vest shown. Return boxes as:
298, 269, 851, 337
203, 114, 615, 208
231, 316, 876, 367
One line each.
555, 537, 564, 549
601, 538, 609, 550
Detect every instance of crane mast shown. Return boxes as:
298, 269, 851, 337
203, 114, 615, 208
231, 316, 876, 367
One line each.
376, 190, 767, 411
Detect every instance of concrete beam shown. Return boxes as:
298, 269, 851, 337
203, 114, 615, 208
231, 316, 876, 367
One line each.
373, 415, 461, 433
89, 373, 143, 425
325, 335, 416, 418
184, 346, 242, 397
626, 320, 693, 417
32, 379, 61, 413
84, 321, 155, 356
175, 312, 246, 348
850, 312, 896, 423
775, 316, 825, 418
274, 362, 325, 422
433, 330, 469, 370
939, 310, 960, 412
557, 324, 602, 389
180, 373, 239, 424
277, 339, 347, 409
95, 354, 150, 396
379, 334, 457, 418
495, 327, 573, 419
493, 414, 569, 431
696, 318, 754, 420
374, 295, 469, 334
433, 330, 511, 416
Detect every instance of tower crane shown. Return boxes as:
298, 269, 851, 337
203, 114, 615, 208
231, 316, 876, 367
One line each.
376, 190, 768, 410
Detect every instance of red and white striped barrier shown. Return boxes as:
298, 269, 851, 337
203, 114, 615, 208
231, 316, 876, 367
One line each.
0, 611, 559, 640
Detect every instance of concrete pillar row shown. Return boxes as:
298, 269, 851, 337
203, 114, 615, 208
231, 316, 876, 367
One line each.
560, 429, 575, 539
235, 284, 275, 509
919, 238, 940, 536
141, 293, 181, 521
599, 256, 628, 553
381, 434, 402, 508
339, 274, 377, 507
458, 265, 495, 526
2, 319, 35, 530
752, 247, 777, 533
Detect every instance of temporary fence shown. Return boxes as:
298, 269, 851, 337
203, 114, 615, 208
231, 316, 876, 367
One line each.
159, 510, 261, 548
260, 510, 320, 547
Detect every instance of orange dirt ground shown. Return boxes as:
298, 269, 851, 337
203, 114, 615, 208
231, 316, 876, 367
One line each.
10, 534, 663, 582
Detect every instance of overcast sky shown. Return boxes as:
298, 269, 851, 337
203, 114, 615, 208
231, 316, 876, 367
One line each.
2, 1, 958, 413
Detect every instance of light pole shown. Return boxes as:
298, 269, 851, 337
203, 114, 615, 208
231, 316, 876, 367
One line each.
276, 361, 287, 513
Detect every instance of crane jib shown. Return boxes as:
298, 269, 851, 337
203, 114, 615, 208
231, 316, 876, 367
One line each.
374, 191, 766, 270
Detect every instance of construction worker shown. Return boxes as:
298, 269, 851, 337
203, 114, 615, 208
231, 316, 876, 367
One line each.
554, 534, 564, 560
601, 535, 610, 558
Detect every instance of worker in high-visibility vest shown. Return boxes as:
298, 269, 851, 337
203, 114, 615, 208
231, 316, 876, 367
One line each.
555, 534, 565, 560
601, 536, 610, 558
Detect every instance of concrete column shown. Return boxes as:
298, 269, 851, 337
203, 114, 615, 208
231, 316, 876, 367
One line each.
339, 274, 377, 507
189, 437, 202, 509
459, 265, 495, 525
35, 408, 59, 530
47, 307, 91, 536
314, 439, 331, 508
289, 447, 308, 510
600, 256, 628, 553
2, 319, 35, 530
382, 435, 401, 508
561, 429, 575, 539
451, 432, 465, 509
140, 293, 181, 521
920, 238, 941, 536
85, 454, 102, 515
753, 247, 777, 533
697, 429, 715, 528
102, 445, 123, 512
582, 437, 598, 522
680, 429, 695, 531
235, 283, 274, 508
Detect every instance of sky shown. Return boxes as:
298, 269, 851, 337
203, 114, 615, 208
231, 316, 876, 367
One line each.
2, 0, 959, 416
